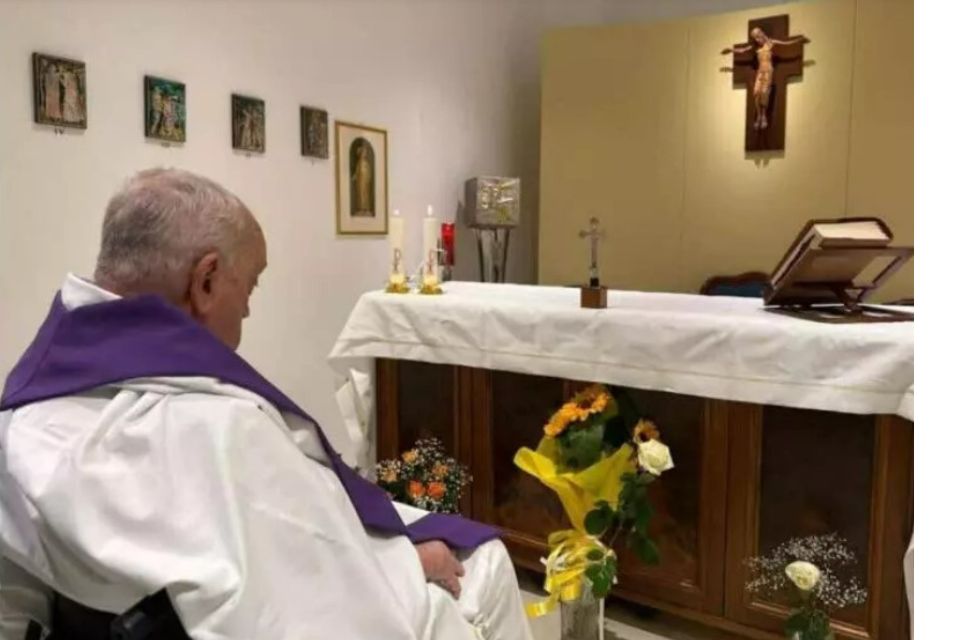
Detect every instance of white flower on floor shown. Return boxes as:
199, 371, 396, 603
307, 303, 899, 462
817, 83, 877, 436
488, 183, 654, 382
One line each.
636, 439, 674, 476
785, 560, 821, 592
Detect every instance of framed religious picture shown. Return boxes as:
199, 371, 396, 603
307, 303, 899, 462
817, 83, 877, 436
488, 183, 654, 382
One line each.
33, 53, 87, 129
231, 94, 265, 153
335, 121, 388, 235
300, 106, 328, 159
144, 76, 186, 143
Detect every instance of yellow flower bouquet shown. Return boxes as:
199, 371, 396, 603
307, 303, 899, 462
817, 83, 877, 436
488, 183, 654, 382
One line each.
514, 384, 674, 615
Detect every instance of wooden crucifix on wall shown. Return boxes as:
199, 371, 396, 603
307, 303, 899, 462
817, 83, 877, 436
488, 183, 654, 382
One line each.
722, 15, 809, 151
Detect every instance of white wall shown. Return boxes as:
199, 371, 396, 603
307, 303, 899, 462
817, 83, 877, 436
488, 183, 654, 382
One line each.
0, 0, 787, 456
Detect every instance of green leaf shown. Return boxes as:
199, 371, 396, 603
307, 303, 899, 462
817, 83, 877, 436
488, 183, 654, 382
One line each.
604, 555, 618, 579
584, 564, 603, 585
595, 555, 619, 599
637, 472, 658, 486
784, 611, 809, 637
557, 421, 605, 469
617, 475, 647, 519
584, 506, 613, 536
618, 474, 652, 527
586, 549, 605, 562
633, 499, 654, 531
589, 568, 612, 598
628, 529, 661, 565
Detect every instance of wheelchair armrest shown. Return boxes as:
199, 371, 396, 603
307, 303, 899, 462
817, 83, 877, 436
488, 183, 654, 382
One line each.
110, 590, 190, 640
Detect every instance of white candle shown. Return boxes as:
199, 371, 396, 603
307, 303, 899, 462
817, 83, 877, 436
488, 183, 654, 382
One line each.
423, 205, 439, 267
389, 209, 404, 252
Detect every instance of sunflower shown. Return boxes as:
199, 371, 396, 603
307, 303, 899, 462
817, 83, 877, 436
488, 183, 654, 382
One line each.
571, 384, 611, 420
543, 385, 612, 438
632, 419, 660, 443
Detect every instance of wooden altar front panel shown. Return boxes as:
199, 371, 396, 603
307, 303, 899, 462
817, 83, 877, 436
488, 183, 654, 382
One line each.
724, 406, 913, 640
375, 359, 912, 640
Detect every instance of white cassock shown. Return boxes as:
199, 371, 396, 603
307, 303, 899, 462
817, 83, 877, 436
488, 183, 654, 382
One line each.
0, 274, 532, 640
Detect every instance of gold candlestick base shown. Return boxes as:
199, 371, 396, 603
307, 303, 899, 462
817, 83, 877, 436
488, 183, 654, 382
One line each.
419, 281, 444, 295
386, 282, 410, 294
385, 274, 410, 294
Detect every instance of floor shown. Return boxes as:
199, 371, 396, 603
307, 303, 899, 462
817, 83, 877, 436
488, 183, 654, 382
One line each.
517, 570, 744, 640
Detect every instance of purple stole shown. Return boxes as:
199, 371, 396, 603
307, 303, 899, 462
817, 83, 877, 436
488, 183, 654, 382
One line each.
1, 293, 497, 550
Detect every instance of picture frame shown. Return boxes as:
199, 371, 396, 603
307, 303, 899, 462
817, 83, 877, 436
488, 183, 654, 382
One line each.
33, 52, 87, 129
231, 94, 265, 153
144, 75, 186, 143
335, 121, 388, 235
300, 106, 329, 159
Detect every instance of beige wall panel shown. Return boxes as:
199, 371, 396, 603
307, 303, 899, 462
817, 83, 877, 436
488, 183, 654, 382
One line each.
539, 0, 912, 302
679, 0, 856, 292
539, 24, 689, 290
846, 0, 913, 301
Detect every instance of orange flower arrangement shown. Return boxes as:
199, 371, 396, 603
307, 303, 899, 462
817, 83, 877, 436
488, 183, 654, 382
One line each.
427, 482, 446, 499
408, 480, 426, 499
376, 438, 472, 514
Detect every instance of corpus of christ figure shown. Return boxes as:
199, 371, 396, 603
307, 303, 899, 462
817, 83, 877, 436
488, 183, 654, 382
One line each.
578, 217, 604, 288
722, 15, 809, 151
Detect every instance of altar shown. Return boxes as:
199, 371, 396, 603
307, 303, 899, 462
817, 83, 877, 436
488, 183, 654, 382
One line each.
329, 282, 913, 640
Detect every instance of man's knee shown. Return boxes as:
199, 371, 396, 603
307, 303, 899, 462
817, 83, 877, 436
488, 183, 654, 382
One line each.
477, 539, 515, 581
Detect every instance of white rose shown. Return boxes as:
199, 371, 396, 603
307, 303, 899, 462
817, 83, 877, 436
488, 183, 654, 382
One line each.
636, 440, 674, 476
785, 561, 821, 592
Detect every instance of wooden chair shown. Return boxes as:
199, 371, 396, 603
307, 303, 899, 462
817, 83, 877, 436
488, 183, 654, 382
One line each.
699, 271, 770, 298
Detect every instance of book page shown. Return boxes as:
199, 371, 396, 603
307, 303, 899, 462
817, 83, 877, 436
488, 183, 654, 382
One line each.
813, 220, 887, 241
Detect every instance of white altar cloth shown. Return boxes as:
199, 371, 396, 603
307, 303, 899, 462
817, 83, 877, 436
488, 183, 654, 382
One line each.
328, 282, 914, 635
329, 282, 913, 421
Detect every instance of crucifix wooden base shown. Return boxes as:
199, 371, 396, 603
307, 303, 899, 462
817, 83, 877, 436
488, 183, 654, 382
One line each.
726, 14, 808, 152
580, 285, 608, 309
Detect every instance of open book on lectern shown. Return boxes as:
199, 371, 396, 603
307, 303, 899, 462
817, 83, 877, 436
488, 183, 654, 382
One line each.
764, 217, 913, 323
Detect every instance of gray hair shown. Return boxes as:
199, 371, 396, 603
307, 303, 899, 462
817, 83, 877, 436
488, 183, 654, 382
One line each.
94, 168, 259, 298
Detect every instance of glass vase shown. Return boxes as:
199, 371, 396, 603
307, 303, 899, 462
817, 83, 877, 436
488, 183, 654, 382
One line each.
560, 590, 605, 640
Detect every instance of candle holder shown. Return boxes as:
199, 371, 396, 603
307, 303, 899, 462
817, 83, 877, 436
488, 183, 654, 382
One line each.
419, 248, 444, 295
385, 248, 410, 294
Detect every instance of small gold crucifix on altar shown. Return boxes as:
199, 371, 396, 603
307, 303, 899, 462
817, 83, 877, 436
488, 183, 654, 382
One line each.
722, 14, 809, 151
578, 217, 607, 309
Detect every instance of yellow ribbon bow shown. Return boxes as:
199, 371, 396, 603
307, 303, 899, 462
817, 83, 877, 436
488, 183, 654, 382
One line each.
525, 529, 613, 617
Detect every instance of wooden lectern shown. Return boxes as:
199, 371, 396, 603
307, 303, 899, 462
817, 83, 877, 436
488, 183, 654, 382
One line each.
764, 217, 913, 323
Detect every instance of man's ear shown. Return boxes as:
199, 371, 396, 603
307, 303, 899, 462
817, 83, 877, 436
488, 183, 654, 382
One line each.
187, 251, 220, 317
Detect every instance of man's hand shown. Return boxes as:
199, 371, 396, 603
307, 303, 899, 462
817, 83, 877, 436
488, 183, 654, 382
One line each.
415, 540, 465, 599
